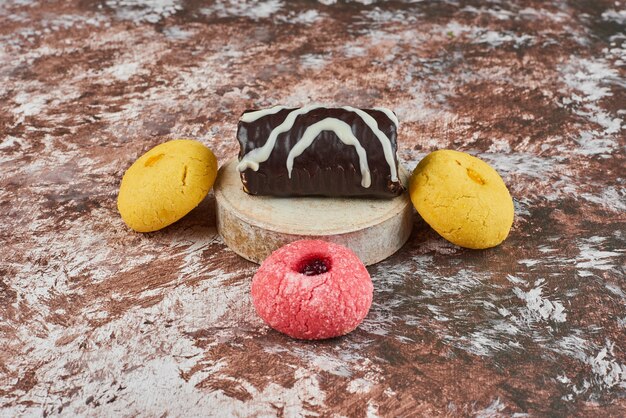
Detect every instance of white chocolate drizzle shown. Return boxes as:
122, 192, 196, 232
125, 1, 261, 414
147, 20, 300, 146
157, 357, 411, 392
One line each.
373, 107, 399, 128
237, 104, 323, 172
286, 118, 371, 188
239, 105, 289, 123
237, 105, 399, 187
340, 106, 399, 183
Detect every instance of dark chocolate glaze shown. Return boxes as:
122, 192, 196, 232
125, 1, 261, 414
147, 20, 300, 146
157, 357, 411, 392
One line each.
237, 107, 405, 198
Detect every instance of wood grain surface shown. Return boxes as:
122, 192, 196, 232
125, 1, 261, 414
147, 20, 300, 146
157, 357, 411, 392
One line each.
0, 0, 625, 416
215, 158, 413, 265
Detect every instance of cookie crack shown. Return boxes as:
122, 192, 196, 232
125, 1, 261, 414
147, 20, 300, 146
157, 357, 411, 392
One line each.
296, 275, 331, 336
181, 165, 188, 187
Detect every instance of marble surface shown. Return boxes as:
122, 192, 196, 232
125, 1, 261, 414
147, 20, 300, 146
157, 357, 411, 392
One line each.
1, 0, 625, 416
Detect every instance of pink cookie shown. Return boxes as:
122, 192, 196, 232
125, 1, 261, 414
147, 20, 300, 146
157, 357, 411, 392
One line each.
251, 240, 373, 340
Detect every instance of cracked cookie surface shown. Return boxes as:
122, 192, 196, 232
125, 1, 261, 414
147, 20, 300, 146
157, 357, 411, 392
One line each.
117, 139, 217, 232
409, 150, 514, 249
251, 240, 373, 340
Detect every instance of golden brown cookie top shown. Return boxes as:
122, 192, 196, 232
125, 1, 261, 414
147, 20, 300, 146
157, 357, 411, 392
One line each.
409, 149, 514, 249
117, 139, 217, 232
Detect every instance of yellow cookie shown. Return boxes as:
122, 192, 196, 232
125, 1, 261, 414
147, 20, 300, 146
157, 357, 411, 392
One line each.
118, 139, 218, 232
409, 150, 514, 249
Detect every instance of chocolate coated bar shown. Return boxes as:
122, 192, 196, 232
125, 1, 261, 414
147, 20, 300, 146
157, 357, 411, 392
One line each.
236, 105, 404, 198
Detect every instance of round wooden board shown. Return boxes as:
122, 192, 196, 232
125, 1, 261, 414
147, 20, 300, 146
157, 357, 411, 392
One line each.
214, 158, 414, 266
